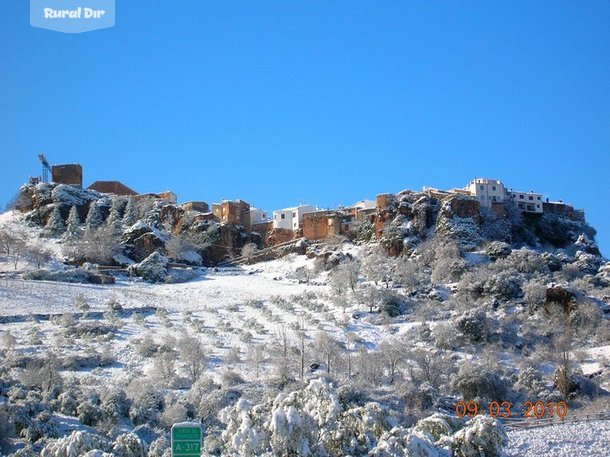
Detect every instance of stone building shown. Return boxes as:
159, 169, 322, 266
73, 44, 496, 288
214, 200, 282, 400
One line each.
302, 210, 341, 240
181, 201, 210, 213
52, 164, 83, 188
88, 180, 137, 196
155, 191, 177, 204
212, 200, 251, 229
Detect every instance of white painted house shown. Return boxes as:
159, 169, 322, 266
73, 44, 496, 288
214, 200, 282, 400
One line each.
272, 204, 316, 230
250, 207, 269, 225
464, 178, 543, 214
507, 190, 543, 213
464, 178, 508, 208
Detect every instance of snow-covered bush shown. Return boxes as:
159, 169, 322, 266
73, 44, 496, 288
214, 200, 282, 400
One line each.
454, 309, 489, 343
452, 364, 508, 403
111, 432, 147, 457
40, 430, 109, 457
55, 389, 79, 416
378, 290, 410, 318
129, 388, 164, 426
219, 378, 420, 456
370, 426, 439, 457
413, 413, 462, 441
21, 410, 58, 442
101, 388, 130, 422
522, 279, 547, 310
147, 435, 171, 457
514, 366, 548, 399
450, 415, 507, 457
77, 400, 102, 426
483, 270, 522, 300
485, 241, 511, 260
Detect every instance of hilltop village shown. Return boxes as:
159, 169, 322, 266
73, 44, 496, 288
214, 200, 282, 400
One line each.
31, 162, 585, 251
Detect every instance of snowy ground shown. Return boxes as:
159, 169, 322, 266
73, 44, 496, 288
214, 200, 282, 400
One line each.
506, 420, 610, 456
0, 251, 398, 387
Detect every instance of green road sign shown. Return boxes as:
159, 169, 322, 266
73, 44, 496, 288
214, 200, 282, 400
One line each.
171, 422, 202, 457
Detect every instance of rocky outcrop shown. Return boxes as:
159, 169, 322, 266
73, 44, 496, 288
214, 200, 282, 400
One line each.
375, 191, 439, 255
435, 196, 484, 251
128, 251, 169, 282
122, 222, 166, 262
19, 183, 101, 226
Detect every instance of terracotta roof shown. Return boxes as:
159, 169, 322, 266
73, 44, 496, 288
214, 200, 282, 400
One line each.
87, 180, 137, 196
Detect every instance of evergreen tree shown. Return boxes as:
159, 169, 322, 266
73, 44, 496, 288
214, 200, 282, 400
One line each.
107, 200, 123, 234
123, 197, 137, 226
45, 205, 65, 236
85, 202, 104, 232
63, 205, 81, 242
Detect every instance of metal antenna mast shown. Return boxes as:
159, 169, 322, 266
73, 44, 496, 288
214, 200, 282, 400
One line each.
38, 154, 51, 182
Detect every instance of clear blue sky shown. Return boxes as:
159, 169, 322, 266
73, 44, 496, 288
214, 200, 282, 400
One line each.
1, 2, 609, 255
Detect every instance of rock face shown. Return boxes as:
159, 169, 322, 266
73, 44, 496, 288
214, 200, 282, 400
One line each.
19, 183, 101, 226
435, 196, 484, 251
122, 222, 166, 263
375, 191, 439, 255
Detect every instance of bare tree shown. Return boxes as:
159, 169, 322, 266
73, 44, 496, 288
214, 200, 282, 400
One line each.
153, 350, 177, 387
313, 331, 341, 376
362, 245, 392, 288
241, 243, 258, 264
394, 257, 423, 290
72, 225, 121, 264
247, 344, 266, 380
378, 338, 407, 385
4, 231, 28, 270
293, 319, 308, 380
406, 348, 452, 389
166, 233, 197, 262
330, 259, 360, 298
26, 243, 52, 269
178, 334, 207, 385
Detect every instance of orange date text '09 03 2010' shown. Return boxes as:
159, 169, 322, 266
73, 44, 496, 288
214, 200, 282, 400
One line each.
454, 400, 568, 419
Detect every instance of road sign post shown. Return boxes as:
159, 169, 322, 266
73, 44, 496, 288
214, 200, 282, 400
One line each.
171, 422, 202, 457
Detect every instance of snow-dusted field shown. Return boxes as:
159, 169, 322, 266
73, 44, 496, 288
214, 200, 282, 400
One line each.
506, 420, 610, 456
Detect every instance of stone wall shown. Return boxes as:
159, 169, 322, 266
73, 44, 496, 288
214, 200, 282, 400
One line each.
302, 211, 341, 240
52, 164, 83, 188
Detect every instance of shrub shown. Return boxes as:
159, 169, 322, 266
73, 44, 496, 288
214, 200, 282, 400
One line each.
485, 241, 511, 260
112, 432, 147, 457
452, 364, 509, 403
101, 388, 130, 422
451, 415, 507, 457
77, 400, 102, 426
454, 309, 489, 343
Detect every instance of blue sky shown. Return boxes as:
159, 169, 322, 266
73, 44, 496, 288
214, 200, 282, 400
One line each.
1, 1, 609, 254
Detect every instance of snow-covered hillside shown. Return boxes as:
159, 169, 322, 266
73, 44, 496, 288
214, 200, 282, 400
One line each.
1, 190, 609, 456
